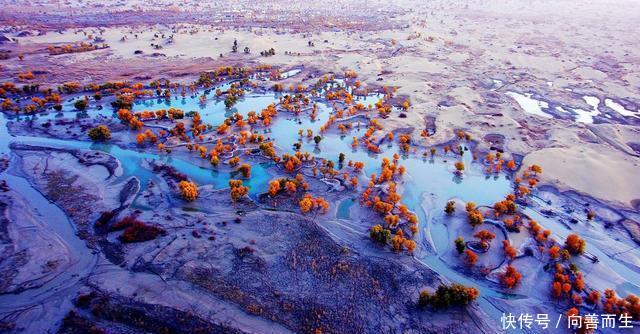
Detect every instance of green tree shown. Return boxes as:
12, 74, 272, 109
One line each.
74, 98, 88, 111
455, 236, 465, 254
87, 125, 111, 141
418, 284, 479, 309
445, 201, 456, 215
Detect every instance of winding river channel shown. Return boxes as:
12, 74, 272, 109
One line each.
1, 80, 639, 332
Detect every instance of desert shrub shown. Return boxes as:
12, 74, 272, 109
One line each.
110, 214, 140, 231
74, 98, 88, 110
119, 221, 165, 243
95, 210, 115, 227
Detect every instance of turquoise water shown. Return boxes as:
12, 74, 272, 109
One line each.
4, 134, 272, 198
0, 85, 512, 277
13, 81, 639, 333
337, 198, 356, 219
124, 85, 513, 218
137, 86, 522, 321
0, 82, 521, 330
131, 85, 640, 328
93, 142, 272, 195
132, 92, 280, 128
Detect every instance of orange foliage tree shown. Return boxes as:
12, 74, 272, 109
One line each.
565, 234, 586, 255
465, 249, 478, 266
237, 163, 251, 178
299, 193, 329, 214
474, 230, 495, 250
548, 245, 561, 260
178, 181, 198, 201
502, 240, 517, 260
229, 179, 248, 201
466, 202, 483, 228
499, 265, 522, 289
268, 180, 281, 197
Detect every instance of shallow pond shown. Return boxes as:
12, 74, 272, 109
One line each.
505, 91, 552, 118
506, 89, 639, 125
